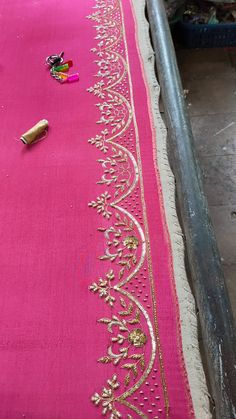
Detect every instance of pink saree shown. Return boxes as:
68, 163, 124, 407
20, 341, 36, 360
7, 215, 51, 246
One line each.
0, 0, 199, 417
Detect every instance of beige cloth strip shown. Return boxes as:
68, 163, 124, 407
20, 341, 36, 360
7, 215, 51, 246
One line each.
131, 1, 212, 417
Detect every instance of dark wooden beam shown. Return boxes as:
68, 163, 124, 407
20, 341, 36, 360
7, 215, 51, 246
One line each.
146, 1, 236, 418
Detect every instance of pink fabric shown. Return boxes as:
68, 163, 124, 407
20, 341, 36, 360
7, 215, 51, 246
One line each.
0, 0, 194, 417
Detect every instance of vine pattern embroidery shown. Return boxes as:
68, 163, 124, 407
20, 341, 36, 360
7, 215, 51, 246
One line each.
87, 1, 161, 417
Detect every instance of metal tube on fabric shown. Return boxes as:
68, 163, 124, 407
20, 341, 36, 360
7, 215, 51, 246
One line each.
146, 0, 236, 418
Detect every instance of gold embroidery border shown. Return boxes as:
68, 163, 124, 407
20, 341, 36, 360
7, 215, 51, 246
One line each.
120, 1, 170, 415
88, 1, 156, 414
87, 0, 170, 416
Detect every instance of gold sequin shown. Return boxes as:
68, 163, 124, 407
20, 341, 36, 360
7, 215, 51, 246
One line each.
128, 328, 147, 347
123, 235, 139, 249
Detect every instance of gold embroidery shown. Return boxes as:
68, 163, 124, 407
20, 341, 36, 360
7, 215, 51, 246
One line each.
88, 129, 109, 153
91, 374, 147, 418
91, 375, 122, 418
87, 0, 165, 417
89, 269, 116, 306
88, 87, 133, 142
115, 289, 156, 400
123, 235, 139, 250
109, 206, 146, 288
88, 191, 112, 219
98, 220, 139, 278
95, 52, 127, 89
120, 399, 147, 418
97, 146, 132, 198
97, 298, 147, 388
119, 2, 170, 414
128, 329, 147, 348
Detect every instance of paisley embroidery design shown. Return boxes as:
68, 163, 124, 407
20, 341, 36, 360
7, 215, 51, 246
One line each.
87, 1, 168, 417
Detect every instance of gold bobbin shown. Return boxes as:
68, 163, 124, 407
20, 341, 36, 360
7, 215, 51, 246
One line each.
20, 119, 49, 145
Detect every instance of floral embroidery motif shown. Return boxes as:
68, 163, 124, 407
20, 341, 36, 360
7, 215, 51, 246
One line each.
87, 0, 159, 417
96, 210, 146, 289
97, 298, 147, 388
123, 236, 139, 250
97, 147, 132, 197
94, 52, 127, 89
88, 191, 112, 219
88, 129, 109, 153
128, 329, 147, 348
91, 375, 122, 418
89, 270, 116, 306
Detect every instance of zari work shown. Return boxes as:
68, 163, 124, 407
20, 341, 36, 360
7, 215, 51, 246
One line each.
86, 0, 195, 418
0, 0, 208, 417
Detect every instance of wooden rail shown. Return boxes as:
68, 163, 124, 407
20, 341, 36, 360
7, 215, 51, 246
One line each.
146, 1, 236, 418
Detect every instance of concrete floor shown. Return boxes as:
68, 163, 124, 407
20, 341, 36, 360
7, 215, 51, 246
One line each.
177, 48, 236, 320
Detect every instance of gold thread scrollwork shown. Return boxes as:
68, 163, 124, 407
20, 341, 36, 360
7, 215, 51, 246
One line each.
87, 0, 158, 417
